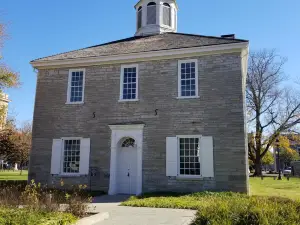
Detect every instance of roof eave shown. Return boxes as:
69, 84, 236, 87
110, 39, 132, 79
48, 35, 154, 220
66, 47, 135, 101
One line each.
31, 42, 249, 69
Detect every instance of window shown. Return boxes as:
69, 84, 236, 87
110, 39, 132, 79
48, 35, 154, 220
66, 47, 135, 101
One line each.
137, 6, 142, 29
51, 138, 90, 176
174, 9, 177, 29
62, 139, 81, 174
121, 138, 135, 147
120, 65, 138, 101
147, 2, 156, 25
162, 3, 171, 26
179, 137, 200, 176
178, 59, 199, 98
166, 136, 214, 178
67, 69, 85, 104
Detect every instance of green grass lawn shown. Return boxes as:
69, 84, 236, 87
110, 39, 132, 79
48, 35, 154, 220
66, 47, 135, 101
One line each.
122, 177, 300, 224
0, 170, 28, 180
122, 191, 300, 225
250, 177, 300, 200
0, 207, 77, 225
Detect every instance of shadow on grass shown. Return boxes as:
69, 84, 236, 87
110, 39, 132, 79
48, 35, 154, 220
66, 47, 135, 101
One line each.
136, 192, 190, 198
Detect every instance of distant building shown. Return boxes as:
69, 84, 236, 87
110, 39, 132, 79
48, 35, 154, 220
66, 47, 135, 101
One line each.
288, 135, 300, 155
0, 93, 9, 130
0, 93, 9, 169
273, 134, 300, 172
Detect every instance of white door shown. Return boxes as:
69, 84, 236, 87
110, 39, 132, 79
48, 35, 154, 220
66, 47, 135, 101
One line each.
116, 147, 137, 194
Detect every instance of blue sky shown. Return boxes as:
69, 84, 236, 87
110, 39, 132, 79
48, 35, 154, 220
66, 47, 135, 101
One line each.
1, 0, 299, 125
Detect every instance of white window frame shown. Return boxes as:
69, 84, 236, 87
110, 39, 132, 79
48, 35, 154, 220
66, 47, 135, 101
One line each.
60, 137, 83, 176
176, 135, 202, 179
66, 69, 85, 104
119, 64, 139, 102
162, 3, 171, 27
177, 59, 199, 99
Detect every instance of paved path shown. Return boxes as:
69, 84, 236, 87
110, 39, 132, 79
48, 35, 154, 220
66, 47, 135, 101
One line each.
88, 195, 196, 225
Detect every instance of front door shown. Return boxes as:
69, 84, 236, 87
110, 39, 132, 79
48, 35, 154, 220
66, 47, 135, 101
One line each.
116, 146, 137, 194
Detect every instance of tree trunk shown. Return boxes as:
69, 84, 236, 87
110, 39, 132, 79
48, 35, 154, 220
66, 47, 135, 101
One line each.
253, 156, 262, 176
19, 163, 23, 175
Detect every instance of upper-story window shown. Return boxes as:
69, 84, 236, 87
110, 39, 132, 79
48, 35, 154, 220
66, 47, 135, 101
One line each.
137, 6, 143, 29
67, 69, 85, 104
147, 2, 156, 25
178, 59, 199, 98
120, 64, 139, 101
162, 3, 171, 26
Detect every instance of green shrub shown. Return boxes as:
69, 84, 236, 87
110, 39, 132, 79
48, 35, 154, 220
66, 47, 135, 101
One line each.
0, 179, 93, 219
0, 180, 27, 188
64, 184, 93, 218
122, 192, 300, 225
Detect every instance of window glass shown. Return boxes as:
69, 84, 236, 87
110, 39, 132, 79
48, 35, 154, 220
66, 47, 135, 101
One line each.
179, 138, 200, 175
180, 62, 196, 97
138, 7, 142, 29
121, 138, 135, 147
147, 2, 156, 25
70, 71, 84, 102
122, 67, 137, 100
63, 139, 80, 174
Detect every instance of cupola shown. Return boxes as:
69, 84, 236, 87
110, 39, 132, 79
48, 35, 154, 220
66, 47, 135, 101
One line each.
134, 0, 178, 36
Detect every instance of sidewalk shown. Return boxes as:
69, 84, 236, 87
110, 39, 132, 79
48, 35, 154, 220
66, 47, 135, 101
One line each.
88, 195, 196, 225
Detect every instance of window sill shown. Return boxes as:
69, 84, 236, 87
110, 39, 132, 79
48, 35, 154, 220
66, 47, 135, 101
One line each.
161, 24, 172, 29
65, 102, 84, 105
53, 174, 87, 177
176, 96, 200, 100
176, 175, 203, 180
118, 99, 139, 103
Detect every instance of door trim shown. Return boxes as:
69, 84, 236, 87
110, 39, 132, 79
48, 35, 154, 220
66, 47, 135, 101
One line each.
108, 124, 144, 196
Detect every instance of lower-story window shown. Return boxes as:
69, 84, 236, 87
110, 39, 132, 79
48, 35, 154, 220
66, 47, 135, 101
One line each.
63, 139, 81, 174
179, 137, 200, 176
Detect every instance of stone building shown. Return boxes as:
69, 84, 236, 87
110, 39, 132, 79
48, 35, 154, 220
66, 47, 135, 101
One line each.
29, 0, 249, 195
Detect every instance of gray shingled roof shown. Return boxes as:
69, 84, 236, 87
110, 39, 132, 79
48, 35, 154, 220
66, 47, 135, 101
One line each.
32, 33, 248, 62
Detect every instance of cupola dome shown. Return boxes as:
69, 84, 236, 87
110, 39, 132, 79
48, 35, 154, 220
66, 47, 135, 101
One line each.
134, 0, 178, 36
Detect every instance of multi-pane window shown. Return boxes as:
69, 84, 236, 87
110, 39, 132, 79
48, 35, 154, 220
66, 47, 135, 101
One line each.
147, 2, 156, 25
120, 65, 138, 101
163, 3, 171, 26
179, 137, 200, 176
178, 60, 198, 98
63, 139, 81, 174
68, 69, 85, 103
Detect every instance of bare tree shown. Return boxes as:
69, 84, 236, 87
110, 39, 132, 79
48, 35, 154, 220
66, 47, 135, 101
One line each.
247, 49, 300, 176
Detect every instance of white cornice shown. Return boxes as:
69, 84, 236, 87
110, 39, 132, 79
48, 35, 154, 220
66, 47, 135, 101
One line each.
30, 42, 249, 69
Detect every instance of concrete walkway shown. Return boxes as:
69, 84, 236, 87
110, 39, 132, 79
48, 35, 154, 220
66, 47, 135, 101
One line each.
88, 195, 196, 225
